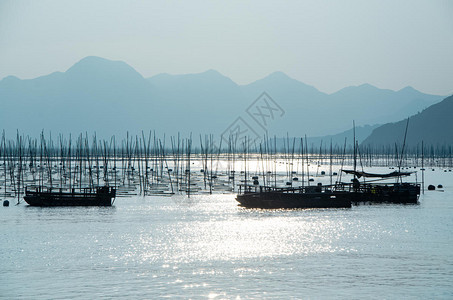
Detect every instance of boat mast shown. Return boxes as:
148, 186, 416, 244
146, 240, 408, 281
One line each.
421, 140, 424, 194
353, 121, 357, 179
330, 139, 333, 186
398, 118, 410, 183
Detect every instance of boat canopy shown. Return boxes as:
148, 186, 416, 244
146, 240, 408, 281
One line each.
341, 169, 413, 178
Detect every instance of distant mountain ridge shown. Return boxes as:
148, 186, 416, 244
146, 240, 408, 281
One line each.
274, 124, 380, 150
362, 95, 453, 147
0, 56, 445, 140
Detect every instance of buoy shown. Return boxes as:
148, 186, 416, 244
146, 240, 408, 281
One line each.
333, 172, 338, 176
293, 177, 299, 181
437, 184, 443, 188
251, 176, 258, 180
286, 182, 292, 186
321, 171, 326, 175
3, 200, 9, 207
427, 185, 435, 191
309, 178, 314, 182
317, 182, 322, 186
253, 180, 259, 185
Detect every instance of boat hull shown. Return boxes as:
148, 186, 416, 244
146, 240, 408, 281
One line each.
349, 184, 420, 204
23, 187, 115, 207
236, 183, 420, 208
24, 194, 113, 206
236, 191, 352, 209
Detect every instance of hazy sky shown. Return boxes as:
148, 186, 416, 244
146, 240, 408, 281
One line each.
1, 0, 452, 95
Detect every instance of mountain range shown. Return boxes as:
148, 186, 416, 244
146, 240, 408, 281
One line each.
0, 56, 445, 141
362, 95, 453, 148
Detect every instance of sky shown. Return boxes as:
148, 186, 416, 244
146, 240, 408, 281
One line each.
0, 0, 452, 95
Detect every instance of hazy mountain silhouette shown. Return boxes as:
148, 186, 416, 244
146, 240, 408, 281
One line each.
0, 56, 152, 137
0, 56, 444, 139
362, 95, 453, 147
306, 124, 380, 148
274, 124, 380, 151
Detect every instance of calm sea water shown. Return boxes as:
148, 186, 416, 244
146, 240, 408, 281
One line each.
1, 169, 452, 299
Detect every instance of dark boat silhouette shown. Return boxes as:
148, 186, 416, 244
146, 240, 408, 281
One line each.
336, 170, 420, 204
24, 186, 116, 206
236, 184, 352, 209
236, 170, 420, 209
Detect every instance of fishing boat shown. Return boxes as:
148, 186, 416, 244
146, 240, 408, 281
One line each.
23, 186, 116, 206
338, 170, 420, 204
336, 118, 420, 204
236, 170, 420, 209
236, 184, 352, 209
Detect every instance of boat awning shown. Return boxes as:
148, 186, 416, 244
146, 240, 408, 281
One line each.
341, 169, 413, 178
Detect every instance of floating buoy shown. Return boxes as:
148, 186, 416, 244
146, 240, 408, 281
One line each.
200, 169, 204, 173
293, 177, 299, 181
253, 180, 259, 185
3, 200, 9, 207
437, 184, 443, 188
333, 172, 338, 176
251, 176, 258, 180
309, 178, 314, 182
317, 183, 322, 186
286, 182, 292, 186
321, 171, 326, 175
427, 185, 436, 191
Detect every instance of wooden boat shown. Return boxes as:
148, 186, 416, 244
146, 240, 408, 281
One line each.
236, 170, 420, 208
338, 170, 420, 204
24, 186, 116, 206
236, 185, 352, 209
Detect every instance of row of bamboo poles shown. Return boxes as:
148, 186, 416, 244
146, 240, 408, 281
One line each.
1, 131, 452, 203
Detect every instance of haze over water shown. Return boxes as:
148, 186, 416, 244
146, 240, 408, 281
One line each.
1, 1, 453, 298
1, 167, 452, 298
